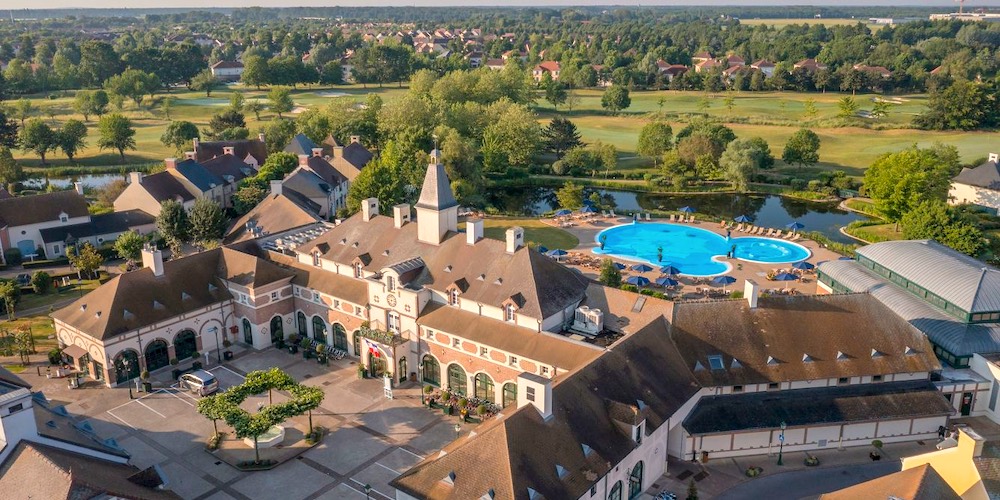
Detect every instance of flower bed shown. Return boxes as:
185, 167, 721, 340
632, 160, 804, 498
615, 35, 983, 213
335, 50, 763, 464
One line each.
423, 388, 501, 421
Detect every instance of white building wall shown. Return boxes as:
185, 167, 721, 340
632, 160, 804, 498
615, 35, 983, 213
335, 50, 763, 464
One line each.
9, 215, 91, 257
950, 182, 1000, 212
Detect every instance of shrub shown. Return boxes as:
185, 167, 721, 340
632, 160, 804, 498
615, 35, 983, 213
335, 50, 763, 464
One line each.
804, 455, 820, 466
315, 343, 326, 354
47, 348, 62, 365
476, 404, 488, 416
807, 180, 824, 192
31, 271, 52, 294
620, 284, 639, 292
140, 370, 150, 380
169, 358, 179, 366
423, 385, 434, 394
3, 248, 21, 266
190, 351, 200, 360
223, 339, 232, 348
872, 439, 883, 449
790, 178, 807, 190
458, 397, 468, 408
745, 466, 763, 477
441, 391, 452, 401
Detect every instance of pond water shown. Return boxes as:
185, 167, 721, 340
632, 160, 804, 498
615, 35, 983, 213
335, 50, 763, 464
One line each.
23, 173, 124, 190
487, 187, 868, 244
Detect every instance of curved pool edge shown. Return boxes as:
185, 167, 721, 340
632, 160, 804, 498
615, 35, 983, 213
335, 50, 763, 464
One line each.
589, 248, 735, 278
727, 236, 813, 265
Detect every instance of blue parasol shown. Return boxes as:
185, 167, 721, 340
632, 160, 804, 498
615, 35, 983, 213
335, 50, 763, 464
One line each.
791, 261, 814, 271
773, 272, 799, 281
625, 276, 651, 286
659, 265, 681, 275
630, 263, 654, 272
678, 206, 696, 213
656, 277, 680, 287
734, 215, 752, 223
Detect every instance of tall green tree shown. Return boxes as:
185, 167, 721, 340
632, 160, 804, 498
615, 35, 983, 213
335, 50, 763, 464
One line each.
915, 80, 995, 130
0, 109, 17, 150
67, 242, 103, 279
901, 200, 985, 256
241, 55, 270, 90
863, 144, 961, 228
601, 85, 631, 115
19, 119, 56, 165
113, 230, 146, 269
156, 199, 191, 253
160, 121, 200, 155
781, 129, 821, 168
96, 114, 136, 163
544, 80, 567, 110
189, 198, 228, 244
268, 87, 294, 118
190, 69, 220, 97
55, 119, 87, 163
0, 280, 20, 320
599, 258, 622, 288
555, 181, 584, 209
73, 90, 109, 122
205, 109, 248, 141
346, 141, 408, 213
0, 148, 24, 188
233, 184, 266, 215
260, 118, 297, 154
103, 69, 160, 108
719, 138, 765, 192
837, 96, 858, 119
13, 98, 33, 127
636, 121, 673, 166
541, 117, 583, 159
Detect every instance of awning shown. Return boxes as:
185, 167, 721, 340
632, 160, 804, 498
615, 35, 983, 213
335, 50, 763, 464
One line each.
62, 344, 87, 359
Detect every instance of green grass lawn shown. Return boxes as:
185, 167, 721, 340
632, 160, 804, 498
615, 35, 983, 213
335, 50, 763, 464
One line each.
482, 218, 579, 250
844, 222, 903, 243
0, 315, 58, 352
16, 278, 104, 313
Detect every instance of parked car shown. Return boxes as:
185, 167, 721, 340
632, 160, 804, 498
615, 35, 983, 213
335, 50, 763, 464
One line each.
178, 370, 219, 396
15, 273, 30, 286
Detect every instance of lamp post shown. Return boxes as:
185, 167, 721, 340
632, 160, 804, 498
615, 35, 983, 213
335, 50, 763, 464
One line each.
209, 326, 221, 363
123, 358, 133, 399
363, 483, 372, 500
777, 421, 787, 466
454, 423, 461, 440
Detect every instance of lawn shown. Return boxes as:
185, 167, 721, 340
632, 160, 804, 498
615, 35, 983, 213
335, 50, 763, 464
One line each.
16, 277, 104, 313
844, 222, 902, 243
738, 18, 883, 31
482, 217, 579, 250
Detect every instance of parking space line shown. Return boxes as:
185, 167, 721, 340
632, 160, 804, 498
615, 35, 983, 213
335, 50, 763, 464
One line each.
397, 447, 423, 460
210, 365, 245, 380
135, 399, 166, 418
106, 410, 136, 430
349, 478, 392, 500
374, 462, 399, 474
164, 388, 196, 407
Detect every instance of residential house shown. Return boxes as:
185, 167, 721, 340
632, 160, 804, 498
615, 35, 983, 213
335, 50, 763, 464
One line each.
854, 63, 892, 79
725, 54, 745, 67
794, 58, 828, 72
290, 151, 349, 216
501, 49, 527, 62
192, 134, 268, 169
0, 189, 90, 262
485, 58, 505, 71
950, 153, 1000, 213
201, 149, 256, 207
532, 61, 561, 82
464, 51, 484, 68
692, 51, 713, 64
0, 367, 180, 498
40, 210, 156, 259
329, 136, 374, 184
751, 59, 776, 77
656, 60, 688, 81
209, 60, 244, 82
694, 58, 723, 73
224, 182, 325, 244
113, 157, 234, 215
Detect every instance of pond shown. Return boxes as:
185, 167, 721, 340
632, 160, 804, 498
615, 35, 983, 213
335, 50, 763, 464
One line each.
23, 173, 124, 190
487, 187, 868, 244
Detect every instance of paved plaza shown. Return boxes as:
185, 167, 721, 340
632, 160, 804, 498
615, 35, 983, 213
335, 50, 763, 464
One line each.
19, 348, 459, 500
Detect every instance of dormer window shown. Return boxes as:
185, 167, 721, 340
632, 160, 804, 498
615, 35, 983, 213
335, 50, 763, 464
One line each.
504, 304, 516, 322
449, 288, 459, 306
354, 263, 363, 278
59, 212, 68, 223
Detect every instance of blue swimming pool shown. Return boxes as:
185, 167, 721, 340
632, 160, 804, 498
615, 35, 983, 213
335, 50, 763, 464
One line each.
592, 223, 811, 276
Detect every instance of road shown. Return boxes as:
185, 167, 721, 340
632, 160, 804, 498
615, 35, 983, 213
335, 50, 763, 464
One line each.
715, 461, 900, 500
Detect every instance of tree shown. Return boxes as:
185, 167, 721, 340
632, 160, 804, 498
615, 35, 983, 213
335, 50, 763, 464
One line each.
113, 230, 146, 269
97, 114, 136, 163
229, 91, 245, 113
902, 201, 985, 256
19, 119, 56, 165
103, 69, 160, 108
545, 80, 567, 110
255, 151, 299, 182
244, 100, 265, 121
30, 270, 51, 295
233, 184, 266, 214
160, 96, 174, 120
206, 109, 248, 141
601, 85, 631, 115
719, 138, 764, 192
268, 87, 294, 118
189, 198, 228, 245
56, 119, 87, 163
915, 80, 994, 130
637, 122, 673, 166
156, 199, 191, 253
555, 181, 584, 210
863, 145, 961, 228
260, 118, 297, 154
802, 98, 818, 120
73, 90, 109, 122
196, 394, 227, 439
0, 109, 17, 150
481, 102, 541, 171
599, 258, 622, 288
0, 148, 24, 187
345, 141, 408, 213
870, 100, 891, 121
541, 117, 583, 159
241, 55, 270, 89
67, 242, 103, 279
0, 280, 19, 320
837, 96, 859, 119
190, 69, 220, 97
160, 121, 200, 154
781, 129, 821, 169
13, 98, 33, 127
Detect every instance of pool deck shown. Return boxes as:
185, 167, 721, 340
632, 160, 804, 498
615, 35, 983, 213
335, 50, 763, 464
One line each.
545, 215, 845, 299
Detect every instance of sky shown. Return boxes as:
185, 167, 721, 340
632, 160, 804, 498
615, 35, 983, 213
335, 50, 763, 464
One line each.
5, 0, 1000, 9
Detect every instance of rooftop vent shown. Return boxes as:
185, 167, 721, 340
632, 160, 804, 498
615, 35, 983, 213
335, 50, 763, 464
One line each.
694, 361, 705, 371
340, 238, 347, 245
556, 464, 569, 478
905, 346, 918, 355
766, 356, 779, 365
493, 278, 502, 285
581, 443, 593, 456
444, 265, 452, 272
181, 292, 191, 301
477, 274, 485, 281
352, 242, 359, 248
837, 351, 849, 360
480, 489, 496, 500
152, 300, 165, 310
871, 348, 884, 358
570, 306, 604, 336
123, 310, 135, 321
382, 250, 390, 256
731, 358, 742, 369
802, 354, 814, 362
442, 471, 456, 486
80, 304, 87, 311
95, 311, 102, 318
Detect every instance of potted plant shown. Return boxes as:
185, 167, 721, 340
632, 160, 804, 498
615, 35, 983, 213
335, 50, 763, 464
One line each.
804, 455, 819, 467
316, 343, 328, 364
745, 466, 762, 478
441, 390, 451, 403
222, 339, 233, 360
191, 351, 202, 370
599, 234, 607, 250
275, 338, 285, 350
476, 404, 488, 420
287, 333, 301, 345
357, 364, 367, 379
140, 370, 152, 392
444, 404, 453, 416
460, 407, 469, 422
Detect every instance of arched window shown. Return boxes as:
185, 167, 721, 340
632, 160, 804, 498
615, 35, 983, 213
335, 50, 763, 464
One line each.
354, 263, 363, 278
173, 330, 197, 361
628, 462, 644, 499
113, 350, 140, 385
332, 323, 348, 351
608, 480, 622, 500
447, 364, 467, 395
422, 355, 440, 386
449, 289, 459, 305
312, 316, 328, 343
242, 319, 253, 345
297, 312, 307, 336
502, 383, 517, 408
270, 316, 284, 344
144, 339, 169, 372
474, 373, 495, 403
504, 304, 516, 322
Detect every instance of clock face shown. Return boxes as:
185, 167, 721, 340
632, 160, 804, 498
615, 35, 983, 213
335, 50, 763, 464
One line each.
387, 295, 397, 307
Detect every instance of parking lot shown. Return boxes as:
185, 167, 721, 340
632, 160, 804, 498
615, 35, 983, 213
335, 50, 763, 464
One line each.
80, 351, 458, 499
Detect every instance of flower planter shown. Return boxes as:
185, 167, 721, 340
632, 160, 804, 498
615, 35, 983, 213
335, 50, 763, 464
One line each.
287, 345, 298, 354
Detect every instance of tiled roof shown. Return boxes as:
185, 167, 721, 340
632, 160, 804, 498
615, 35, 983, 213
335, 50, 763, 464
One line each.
416, 156, 458, 211
684, 381, 953, 434
224, 192, 323, 244
284, 133, 319, 156
210, 60, 243, 69
195, 138, 267, 165
0, 190, 89, 228
856, 240, 1000, 314
337, 141, 374, 171
282, 167, 330, 199
954, 160, 1000, 190
265, 252, 369, 305
172, 159, 225, 192
820, 463, 960, 500
303, 155, 347, 187
137, 171, 195, 203
201, 154, 254, 183
40, 210, 154, 244
669, 293, 940, 387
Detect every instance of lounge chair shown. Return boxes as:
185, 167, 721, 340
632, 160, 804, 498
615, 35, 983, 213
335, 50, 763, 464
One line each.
791, 233, 801, 241
610, 211, 617, 218
646, 213, 652, 221
766, 228, 775, 236
669, 214, 676, 222
734, 223, 744, 232
719, 221, 727, 228
755, 227, 764, 235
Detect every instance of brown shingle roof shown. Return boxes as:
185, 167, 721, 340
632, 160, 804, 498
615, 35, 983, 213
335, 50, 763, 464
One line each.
224, 192, 323, 243
669, 293, 940, 387
820, 463, 961, 500
579, 283, 672, 334
392, 317, 700, 499
136, 171, 195, 203
0, 190, 89, 228
0, 441, 180, 499
195, 138, 267, 165
297, 216, 590, 320
266, 251, 369, 305
201, 153, 253, 183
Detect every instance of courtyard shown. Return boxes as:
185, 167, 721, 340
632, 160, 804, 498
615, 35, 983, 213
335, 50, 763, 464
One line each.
21, 348, 461, 500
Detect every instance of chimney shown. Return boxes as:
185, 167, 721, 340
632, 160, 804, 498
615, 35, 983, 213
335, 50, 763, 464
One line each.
466, 219, 483, 245
258, 132, 266, 143
298, 154, 309, 167
505, 226, 524, 253
990, 153, 999, 163
141, 244, 164, 277
517, 372, 553, 420
73, 182, 84, 196
393, 203, 410, 228
128, 172, 143, 185
361, 197, 379, 222
350, 135, 360, 144
184, 151, 196, 160
745, 279, 759, 309
269, 180, 283, 197
311, 147, 324, 158
333, 146, 344, 159
223, 146, 235, 156
192, 137, 199, 151
165, 158, 177, 170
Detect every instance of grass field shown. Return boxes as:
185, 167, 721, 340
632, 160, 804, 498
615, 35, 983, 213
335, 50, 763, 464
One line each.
482, 217, 579, 250
738, 18, 881, 31
10, 84, 1000, 182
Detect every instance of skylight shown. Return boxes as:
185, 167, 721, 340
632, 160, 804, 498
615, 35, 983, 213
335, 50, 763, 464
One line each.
707, 355, 724, 370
